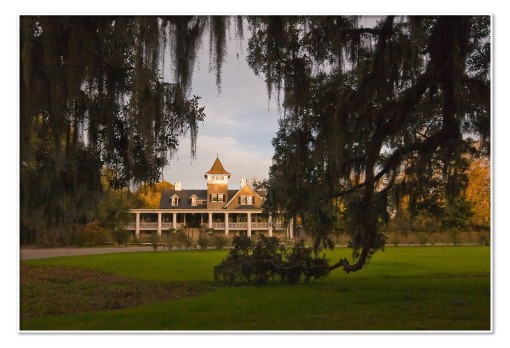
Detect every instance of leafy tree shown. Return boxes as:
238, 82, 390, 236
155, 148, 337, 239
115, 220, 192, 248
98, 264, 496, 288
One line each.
247, 16, 490, 272
20, 16, 231, 243
465, 157, 490, 229
137, 181, 174, 208
149, 233, 160, 251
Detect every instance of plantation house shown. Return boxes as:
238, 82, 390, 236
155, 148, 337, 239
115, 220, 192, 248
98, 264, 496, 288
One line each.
127, 156, 293, 239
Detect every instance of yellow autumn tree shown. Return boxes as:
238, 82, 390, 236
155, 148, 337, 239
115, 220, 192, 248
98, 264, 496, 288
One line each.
137, 181, 174, 208
465, 158, 491, 229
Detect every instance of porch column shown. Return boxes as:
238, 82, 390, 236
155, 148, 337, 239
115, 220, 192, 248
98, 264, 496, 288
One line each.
224, 212, 229, 236
208, 212, 213, 229
247, 212, 252, 237
157, 212, 162, 236
268, 216, 273, 237
172, 212, 177, 229
135, 212, 140, 238
183, 214, 187, 227
289, 218, 294, 239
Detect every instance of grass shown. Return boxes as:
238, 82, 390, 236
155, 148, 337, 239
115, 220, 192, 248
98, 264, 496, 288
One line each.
20, 246, 491, 331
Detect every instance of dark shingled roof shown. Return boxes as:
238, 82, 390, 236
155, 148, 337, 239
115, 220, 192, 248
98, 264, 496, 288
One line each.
159, 188, 266, 210
160, 189, 208, 209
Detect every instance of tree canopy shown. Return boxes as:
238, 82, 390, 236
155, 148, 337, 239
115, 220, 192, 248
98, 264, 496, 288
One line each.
20, 16, 490, 271
247, 16, 490, 272
20, 16, 236, 241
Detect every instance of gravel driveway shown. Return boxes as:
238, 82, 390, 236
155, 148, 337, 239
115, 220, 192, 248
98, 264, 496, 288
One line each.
20, 246, 154, 260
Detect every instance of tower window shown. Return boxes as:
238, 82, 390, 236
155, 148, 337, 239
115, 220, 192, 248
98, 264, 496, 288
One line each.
211, 194, 224, 202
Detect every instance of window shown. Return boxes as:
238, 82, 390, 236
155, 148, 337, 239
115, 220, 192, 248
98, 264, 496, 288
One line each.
239, 195, 254, 205
171, 196, 179, 206
191, 196, 197, 206
211, 194, 224, 203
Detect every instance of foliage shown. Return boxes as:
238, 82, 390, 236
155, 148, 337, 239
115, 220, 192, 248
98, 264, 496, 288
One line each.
175, 228, 193, 250
212, 235, 229, 250
111, 228, 131, 247
197, 232, 210, 250
20, 16, 234, 244
465, 157, 491, 229
214, 235, 330, 285
250, 16, 490, 272
149, 234, 160, 251
96, 185, 144, 229
73, 223, 109, 247
136, 181, 174, 208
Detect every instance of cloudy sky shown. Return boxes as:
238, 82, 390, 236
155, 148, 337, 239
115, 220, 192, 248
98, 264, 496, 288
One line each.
162, 17, 384, 189
162, 29, 281, 189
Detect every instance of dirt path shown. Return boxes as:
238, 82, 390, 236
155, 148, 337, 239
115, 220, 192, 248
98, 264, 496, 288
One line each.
20, 246, 154, 260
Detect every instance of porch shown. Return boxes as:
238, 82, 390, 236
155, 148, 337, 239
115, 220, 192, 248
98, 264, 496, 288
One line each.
127, 209, 291, 238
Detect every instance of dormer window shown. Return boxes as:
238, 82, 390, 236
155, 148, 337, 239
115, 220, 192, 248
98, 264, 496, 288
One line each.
171, 194, 180, 206
190, 195, 198, 207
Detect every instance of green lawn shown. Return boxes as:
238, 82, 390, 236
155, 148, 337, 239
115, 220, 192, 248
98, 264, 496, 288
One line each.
20, 246, 491, 331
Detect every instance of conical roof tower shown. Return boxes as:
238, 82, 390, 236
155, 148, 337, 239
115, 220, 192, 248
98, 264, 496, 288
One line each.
204, 155, 231, 178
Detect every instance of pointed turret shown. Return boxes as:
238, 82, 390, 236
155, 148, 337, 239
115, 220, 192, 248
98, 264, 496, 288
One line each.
204, 155, 231, 178
205, 155, 230, 209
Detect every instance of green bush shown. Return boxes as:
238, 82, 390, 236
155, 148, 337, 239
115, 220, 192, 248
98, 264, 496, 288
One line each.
197, 233, 210, 250
74, 223, 109, 247
176, 229, 193, 250
213, 234, 330, 285
111, 229, 131, 246
149, 234, 160, 251
212, 235, 228, 250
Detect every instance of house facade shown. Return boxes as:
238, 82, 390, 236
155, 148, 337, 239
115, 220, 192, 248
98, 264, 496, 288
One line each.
127, 156, 293, 239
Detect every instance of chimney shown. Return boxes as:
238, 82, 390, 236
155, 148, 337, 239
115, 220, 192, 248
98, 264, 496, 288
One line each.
175, 181, 182, 191
240, 176, 247, 188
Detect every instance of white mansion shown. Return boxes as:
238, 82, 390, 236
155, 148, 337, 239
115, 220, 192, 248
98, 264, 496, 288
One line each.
127, 156, 293, 239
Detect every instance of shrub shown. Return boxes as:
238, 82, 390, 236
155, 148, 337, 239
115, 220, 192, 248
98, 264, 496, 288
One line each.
213, 234, 330, 285
111, 228, 131, 246
149, 234, 160, 251
417, 232, 429, 246
449, 229, 460, 246
212, 235, 228, 250
176, 229, 193, 250
197, 233, 210, 250
74, 224, 109, 247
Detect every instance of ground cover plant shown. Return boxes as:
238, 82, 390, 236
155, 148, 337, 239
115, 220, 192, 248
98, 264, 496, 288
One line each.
20, 246, 490, 331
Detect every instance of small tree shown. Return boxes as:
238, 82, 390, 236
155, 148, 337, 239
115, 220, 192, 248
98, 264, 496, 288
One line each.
149, 233, 160, 251
197, 233, 210, 250
112, 228, 131, 246
165, 228, 178, 250
176, 227, 193, 250
212, 235, 228, 250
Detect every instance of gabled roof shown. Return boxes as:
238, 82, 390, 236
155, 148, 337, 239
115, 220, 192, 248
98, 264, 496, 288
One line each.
223, 183, 263, 209
204, 156, 230, 177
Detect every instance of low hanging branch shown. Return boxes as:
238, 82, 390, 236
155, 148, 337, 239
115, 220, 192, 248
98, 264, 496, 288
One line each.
214, 234, 360, 285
